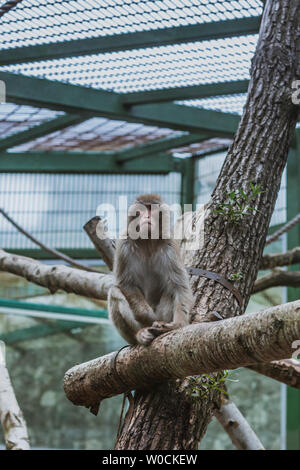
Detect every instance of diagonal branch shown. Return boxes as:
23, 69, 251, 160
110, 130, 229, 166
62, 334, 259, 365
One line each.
0, 208, 105, 273
214, 396, 265, 450
253, 268, 300, 293
64, 300, 300, 411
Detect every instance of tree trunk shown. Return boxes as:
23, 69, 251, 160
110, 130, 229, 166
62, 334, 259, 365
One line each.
115, 0, 300, 450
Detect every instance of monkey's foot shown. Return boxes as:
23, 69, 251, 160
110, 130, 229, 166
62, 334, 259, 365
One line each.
136, 327, 156, 346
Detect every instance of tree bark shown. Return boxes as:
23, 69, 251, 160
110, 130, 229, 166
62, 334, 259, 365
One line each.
114, 0, 300, 449
248, 358, 300, 389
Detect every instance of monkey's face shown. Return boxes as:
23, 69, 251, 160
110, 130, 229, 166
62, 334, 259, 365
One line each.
127, 201, 170, 240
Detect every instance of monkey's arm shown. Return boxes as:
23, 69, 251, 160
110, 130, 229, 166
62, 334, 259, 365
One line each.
108, 285, 157, 345
118, 285, 157, 326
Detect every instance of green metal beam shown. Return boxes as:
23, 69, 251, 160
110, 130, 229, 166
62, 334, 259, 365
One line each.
116, 132, 211, 163
1, 71, 124, 116
0, 151, 183, 173
0, 72, 240, 136
181, 157, 195, 209
0, 114, 85, 151
0, 298, 108, 344
0, 297, 107, 319
129, 102, 240, 137
286, 142, 300, 450
0, 17, 261, 66
0, 321, 88, 344
122, 80, 250, 106
5, 248, 101, 260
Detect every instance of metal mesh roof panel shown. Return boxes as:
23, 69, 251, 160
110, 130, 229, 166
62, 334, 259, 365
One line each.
0, 102, 64, 138
0, 0, 262, 50
179, 93, 247, 115
1, 35, 258, 92
8, 117, 178, 152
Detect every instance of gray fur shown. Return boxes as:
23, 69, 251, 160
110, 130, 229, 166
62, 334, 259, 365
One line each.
108, 195, 194, 345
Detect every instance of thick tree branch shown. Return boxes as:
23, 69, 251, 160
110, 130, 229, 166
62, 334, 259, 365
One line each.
0, 341, 30, 450
2, 246, 300, 305
214, 397, 265, 450
260, 247, 300, 270
64, 300, 300, 410
0, 249, 113, 300
248, 359, 300, 389
253, 268, 300, 293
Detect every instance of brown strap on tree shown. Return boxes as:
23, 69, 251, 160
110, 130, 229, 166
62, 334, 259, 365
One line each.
186, 267, 243, 308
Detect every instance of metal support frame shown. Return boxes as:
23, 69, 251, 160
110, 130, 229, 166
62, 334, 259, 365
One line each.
181, 157, 195, 209
122, 80, 250, 106
122, 80, 249, 105
0, 72, 240, 137
0, 297, 108, 344
0, 151, 183, 173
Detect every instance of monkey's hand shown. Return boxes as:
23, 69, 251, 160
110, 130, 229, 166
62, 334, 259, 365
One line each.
136, 321, 181, 346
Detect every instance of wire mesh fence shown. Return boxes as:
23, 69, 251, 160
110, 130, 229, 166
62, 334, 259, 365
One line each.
0, 171, 182, 250
194, 150, 287, 227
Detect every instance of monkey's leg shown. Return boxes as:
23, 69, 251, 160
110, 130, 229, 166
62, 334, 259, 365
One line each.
108, 286, 143, 345
137, 296, 188, 345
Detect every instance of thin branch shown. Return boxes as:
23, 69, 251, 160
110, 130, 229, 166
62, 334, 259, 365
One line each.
83, 216, 115, 271
0, 249, 113, 300
248, 359, 300, 389
64, 300, 300, 411
253, 268, 300, 293
214, 397, 265, 450
0, 341, 30, 450
0, 208, 105, 273
260, 247, 300, 270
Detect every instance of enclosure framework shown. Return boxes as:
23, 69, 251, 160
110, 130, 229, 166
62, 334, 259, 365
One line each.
0, 0, 299, 449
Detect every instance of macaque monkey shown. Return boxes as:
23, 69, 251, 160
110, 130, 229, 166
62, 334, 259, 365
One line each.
108, 194, 194, 345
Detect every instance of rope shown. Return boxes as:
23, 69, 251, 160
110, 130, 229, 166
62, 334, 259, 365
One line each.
0, 0, 24, 18
266, 213, 300, 245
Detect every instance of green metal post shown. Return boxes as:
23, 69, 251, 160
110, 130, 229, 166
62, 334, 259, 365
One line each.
286, 140, 300, 450
181, 157, 195, 210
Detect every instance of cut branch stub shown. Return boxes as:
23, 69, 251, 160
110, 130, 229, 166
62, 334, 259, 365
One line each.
83, 216, 115, 270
